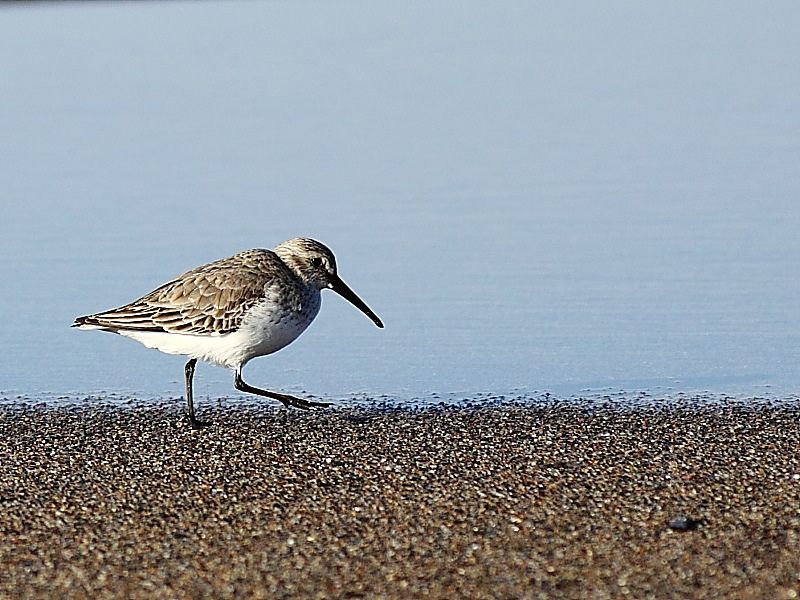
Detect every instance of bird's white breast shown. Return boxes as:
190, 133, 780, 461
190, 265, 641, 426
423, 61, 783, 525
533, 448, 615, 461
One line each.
238, 286, 322, 361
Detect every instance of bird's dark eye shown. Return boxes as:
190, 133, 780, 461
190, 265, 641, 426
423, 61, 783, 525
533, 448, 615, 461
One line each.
311, 257, 323, 268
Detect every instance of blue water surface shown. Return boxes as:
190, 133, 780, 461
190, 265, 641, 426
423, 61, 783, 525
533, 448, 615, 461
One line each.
1, 1, 798, 402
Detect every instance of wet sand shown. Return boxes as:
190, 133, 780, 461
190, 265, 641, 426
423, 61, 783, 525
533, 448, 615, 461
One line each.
1, 398, 799, 599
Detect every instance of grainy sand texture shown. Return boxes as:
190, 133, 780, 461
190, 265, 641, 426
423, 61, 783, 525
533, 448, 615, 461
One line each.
1, 398, 799, 599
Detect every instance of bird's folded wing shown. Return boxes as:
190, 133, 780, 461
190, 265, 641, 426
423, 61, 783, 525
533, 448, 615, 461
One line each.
75, 250, 291, 335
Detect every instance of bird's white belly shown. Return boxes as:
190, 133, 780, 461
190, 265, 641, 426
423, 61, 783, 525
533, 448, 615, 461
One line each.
120, 293, 321, 369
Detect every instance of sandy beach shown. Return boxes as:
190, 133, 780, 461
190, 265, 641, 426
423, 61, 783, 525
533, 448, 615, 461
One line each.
1, 397, 798, 599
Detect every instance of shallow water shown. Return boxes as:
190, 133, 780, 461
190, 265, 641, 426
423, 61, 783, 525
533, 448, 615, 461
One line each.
1, 1, 799, 402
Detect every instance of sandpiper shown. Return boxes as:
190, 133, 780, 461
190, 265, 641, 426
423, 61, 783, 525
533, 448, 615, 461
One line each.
73, 238, 383, 428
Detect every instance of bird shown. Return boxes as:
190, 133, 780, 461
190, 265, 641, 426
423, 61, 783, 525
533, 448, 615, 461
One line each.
73, 237, 383, 428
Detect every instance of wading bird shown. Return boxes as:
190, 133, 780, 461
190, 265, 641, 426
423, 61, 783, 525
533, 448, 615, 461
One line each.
73, 238, 383, 428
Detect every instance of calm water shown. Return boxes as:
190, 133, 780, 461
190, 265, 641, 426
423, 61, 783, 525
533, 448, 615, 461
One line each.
1, 1, 799, 402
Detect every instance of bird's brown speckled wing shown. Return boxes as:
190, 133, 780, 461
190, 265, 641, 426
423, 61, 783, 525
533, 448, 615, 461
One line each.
75, 249, 295, 335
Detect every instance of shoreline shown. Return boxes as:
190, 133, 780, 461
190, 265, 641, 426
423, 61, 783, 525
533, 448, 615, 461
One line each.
1, 400, 799, 598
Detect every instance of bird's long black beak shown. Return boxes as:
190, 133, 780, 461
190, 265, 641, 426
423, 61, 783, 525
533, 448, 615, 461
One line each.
329, 275, 384, 328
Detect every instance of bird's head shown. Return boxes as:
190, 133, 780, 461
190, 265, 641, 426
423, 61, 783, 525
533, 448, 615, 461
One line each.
275, 237, 384, 328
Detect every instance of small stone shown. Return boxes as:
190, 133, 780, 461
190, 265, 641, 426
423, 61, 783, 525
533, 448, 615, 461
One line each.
668, 516, 704, 532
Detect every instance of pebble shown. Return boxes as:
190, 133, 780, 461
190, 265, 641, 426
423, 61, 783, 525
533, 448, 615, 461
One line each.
668, 516, 704, 532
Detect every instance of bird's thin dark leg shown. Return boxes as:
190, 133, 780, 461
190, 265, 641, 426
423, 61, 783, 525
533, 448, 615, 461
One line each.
184, 358, 205, 429
234, 367, 331, 410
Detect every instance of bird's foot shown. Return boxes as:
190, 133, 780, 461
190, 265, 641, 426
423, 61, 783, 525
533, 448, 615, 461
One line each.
185, 415, 210, 430
277, 394, 332, 410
